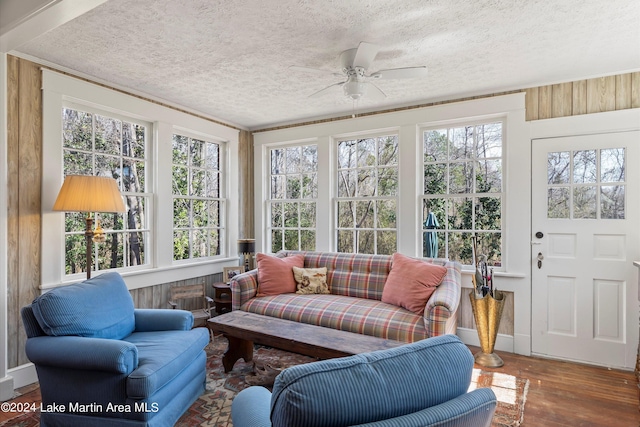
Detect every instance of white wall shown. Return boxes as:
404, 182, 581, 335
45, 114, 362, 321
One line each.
253, 93, 532, 354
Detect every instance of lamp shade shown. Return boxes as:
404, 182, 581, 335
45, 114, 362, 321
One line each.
238, 238, 255, 254
53, 175, 126, 213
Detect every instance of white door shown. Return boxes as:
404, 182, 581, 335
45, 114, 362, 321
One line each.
531, 130, 639, 369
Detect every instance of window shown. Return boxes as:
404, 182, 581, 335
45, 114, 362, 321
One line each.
172, 133, 224, 261
422, 122, 503, 266
336, 135, 398, 255
62, 107, 149, 275
547, 148, 625, 219
268, 145, 317, 252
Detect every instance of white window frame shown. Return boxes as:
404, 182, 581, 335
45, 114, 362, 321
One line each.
41, 70, 240, 290
171, 129, 228, 262
420, 119, 505, 267
335, 132, 399, 255
266, 142, 319, 252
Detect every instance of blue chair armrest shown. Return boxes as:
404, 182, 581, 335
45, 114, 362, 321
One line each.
231, 386, 273, 427
25, 336, 138, 374
134, 308, 194, 331
352, 388, 497, 427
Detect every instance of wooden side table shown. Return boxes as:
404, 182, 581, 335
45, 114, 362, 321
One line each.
213, 282, 232, 315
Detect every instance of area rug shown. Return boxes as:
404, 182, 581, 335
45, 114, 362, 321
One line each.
0, 336, 529, 427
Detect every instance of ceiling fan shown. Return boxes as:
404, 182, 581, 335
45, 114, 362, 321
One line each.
291, 41, 428, 101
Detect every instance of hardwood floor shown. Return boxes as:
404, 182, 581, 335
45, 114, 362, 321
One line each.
1, 347, 638, 426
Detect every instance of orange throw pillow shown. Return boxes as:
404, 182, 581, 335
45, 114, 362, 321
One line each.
256, 253, 305, 297
381, 253, 448, 316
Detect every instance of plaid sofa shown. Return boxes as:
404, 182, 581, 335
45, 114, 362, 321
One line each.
230, 251, 461, 342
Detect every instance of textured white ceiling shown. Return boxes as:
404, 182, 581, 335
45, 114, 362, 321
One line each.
14, 0, 640, 130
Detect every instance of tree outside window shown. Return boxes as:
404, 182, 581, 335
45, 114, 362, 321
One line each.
336, 135, 398, 255
422, 122, 503, 266
172, 134, 223, 261
268, 145, 317, 252
62, 107, 149, 275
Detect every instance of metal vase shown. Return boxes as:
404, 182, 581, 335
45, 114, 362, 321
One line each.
469, 290, 505, 367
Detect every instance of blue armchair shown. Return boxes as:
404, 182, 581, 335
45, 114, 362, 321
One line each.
21, 272, 210, 427
232, 334, 497, 427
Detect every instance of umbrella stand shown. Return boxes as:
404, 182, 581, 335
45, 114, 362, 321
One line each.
469, 289, 505, 367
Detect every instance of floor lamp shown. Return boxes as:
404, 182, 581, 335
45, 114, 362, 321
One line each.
53, 175, 126, 279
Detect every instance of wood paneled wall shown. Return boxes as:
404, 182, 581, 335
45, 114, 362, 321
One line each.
238, 130, 254, 239
525, 72, 640, 121
6, 56, 42, 368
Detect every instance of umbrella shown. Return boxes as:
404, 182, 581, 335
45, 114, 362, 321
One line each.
424, 212, 439, 258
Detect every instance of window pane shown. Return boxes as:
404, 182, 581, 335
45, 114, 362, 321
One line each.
300, 230, 315, 251
424, 129, 448, 162
301, 145, 317, 172
193, 199, 208, 227
475, 232, 501, 266
338, 140, 357, 169
357, 138, 376, 167
173, 230, 189, 260
378, 167, 397, 196
65, 234, 86, 274
173, 135, 188, 165
63, 108, 92, 150
448, 197, 472, 230
301, 173, 317, 198
601, 185, 625, 219
190, 139, 205, 167
299, 202, 316, 228
271, 149, 285, 174
286, 174, 301, 199
378, 136, 398, 166
449, 162, 473, 194
271, 229, 283, 253
95, 154, 120, 180
601, 148, 625, 183
355, 200, 374, 229
271, 202, 282, 227
357, 169, 376, 197
450, 127, 473, 161
573, 186, 596, 219
208, 200, 220, 226
376, 231, 396, 255
271, 175, 285, 199
548, 151, 570, 184
286, 147, 301, 173
122, 159, 145, 192
206, 171, 219, 198
205, 142, 219, 170
173, 198, 190, 228
357, 230, 375, 254
476, 123, 502, 158
64, 151, 92, 175
123, 122, 145, 159
572, 150, 597, 184
338, 170, 356, 197
376, 199, 396, 229
337, 230, 354, 252
476, 159, 501, 193
284, 229, 299, 250
475, 197, 501, 230
191, 169, 205, 197
172, 166, 188, 195
547, 187, 570, 218
338, 201, 354, 228
95, 115, 121, 155
447, 232, 473, 265
424, 163, 446, 195
284, 202, 298, 227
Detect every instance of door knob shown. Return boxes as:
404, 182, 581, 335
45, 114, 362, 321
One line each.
537, 252, 544, 269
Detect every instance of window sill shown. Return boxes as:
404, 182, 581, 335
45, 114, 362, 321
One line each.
40, 257, 241, 292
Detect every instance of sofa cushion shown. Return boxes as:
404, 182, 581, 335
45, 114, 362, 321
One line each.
382, 253, 447, 315
271, 334, 474, 427
242, 294, 427, 342
124, 327, 210, 399
31, 272, 135, 340
256, 253, 304, 297
293, 266, 330, 294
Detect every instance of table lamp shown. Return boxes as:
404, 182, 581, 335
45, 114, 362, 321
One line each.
53, 175, 126, 279
238, 238, 256, 271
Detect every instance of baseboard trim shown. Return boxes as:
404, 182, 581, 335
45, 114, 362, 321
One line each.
0, 375, 14, 401
8, 363, 37, 390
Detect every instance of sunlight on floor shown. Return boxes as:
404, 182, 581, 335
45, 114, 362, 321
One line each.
468, 368, 518, 405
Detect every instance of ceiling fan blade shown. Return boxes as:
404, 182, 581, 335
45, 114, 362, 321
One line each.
366, 82, 386, 100
370, 66, 428, 80
309, 81, 345, 98
289, 65, 343, 78
352, 42, 379, 69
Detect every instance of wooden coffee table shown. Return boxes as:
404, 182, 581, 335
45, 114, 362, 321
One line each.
208, 310, 405, 372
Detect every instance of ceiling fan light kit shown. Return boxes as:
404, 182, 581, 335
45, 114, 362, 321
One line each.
293, 41, 428, 102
